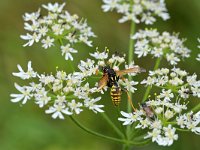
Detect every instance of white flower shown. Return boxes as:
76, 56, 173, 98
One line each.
51, 24, 64, 35
163, 125, 178, 146
38, 26, 48, 36
61, 44, 78, 60
196, 54, 200, 61
155, 107, 163, 114
141, 76, 156, 86
20, 33, 41, 47
23, 9, 41, 22
118, 111, 142, 125
164, 110, 174, 120
79, 35, 93, 47
159, 89, 174, 102
135, 118, 150, 129
135, 39, 150, 57
176, 115, 185, 128
24, 22, 39, 32
151, 120, 162, 129
41, 36, 54, 49
84, 97, 104, 113
90, 51, 108, 60
102, 0, 119, 12
68, 100, 83, 114
120, 79, 138, 93
10, 83, 33, 104
166, 53, 180, 65
78, 59, 97, 77
42, 3, 65, 13
144, 128, 162, 143
45, 103, 72, 119
178, 86, 190, 99
187, 74, 197, 86
39, 74, 55, 85
35, 93, 51, 108
12, 61, 37, 80
56, 71, 67, 80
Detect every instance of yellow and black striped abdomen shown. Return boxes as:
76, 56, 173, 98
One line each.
110, 85, 122, 106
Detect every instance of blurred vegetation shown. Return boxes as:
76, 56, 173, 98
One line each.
0, 0, 200, 150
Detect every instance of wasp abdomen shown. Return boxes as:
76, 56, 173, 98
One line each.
110, 86, 122, 106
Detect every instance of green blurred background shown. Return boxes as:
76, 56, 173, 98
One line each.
0, 0, 200, 150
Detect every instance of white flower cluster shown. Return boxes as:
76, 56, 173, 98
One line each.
101, 0, 169, 24
141, 68, 200, 99
118, 66, 200, 146
118, 99, 200, 146
133, 29, 191, 65
11, 61, 104, 119
176, 111, 200, 135
78, 49, 142, 94
197, 38, 200, 61
21, 2, 95, 60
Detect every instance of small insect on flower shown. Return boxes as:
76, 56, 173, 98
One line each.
97, 65, 146, 111
141, 102, 155, 119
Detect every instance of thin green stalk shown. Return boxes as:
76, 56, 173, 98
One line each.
127, 20, 135, 143
122, 144, 131, 150
116, 107, 128, 138
142, 57, 162, 102
176, 128, 190, 132
69, 115, 149, 146
101, 112, 125, 138
190, 103, 200, 113
69, 116, 124, 143
128, 22, 135, 67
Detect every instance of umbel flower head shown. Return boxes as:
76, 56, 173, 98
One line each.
11, 61, 104, 119
20, 2, 96, 60
118, 67, 200, 146
133, 29, 191, 65
101, 0, 169, 24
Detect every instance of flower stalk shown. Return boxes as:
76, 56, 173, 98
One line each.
126, 20, 136, 150
100, 112, 125, 138
142, 57, 162, 102
69, 115, 150, 146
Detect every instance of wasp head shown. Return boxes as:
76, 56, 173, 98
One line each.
102, 66, 110, 73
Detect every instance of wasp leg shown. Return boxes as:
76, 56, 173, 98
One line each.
121, 88, 136, 112
95, 68, 99, 75
97, 85, 105, 91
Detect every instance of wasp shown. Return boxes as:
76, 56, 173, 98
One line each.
97, 65, 145, 111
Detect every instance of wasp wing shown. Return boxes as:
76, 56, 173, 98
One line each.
116, 66, 146, 77
98, 74, 109, 90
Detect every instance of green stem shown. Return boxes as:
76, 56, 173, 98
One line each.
116, 107, 127, 138
69, 115, 149, 146
128, 22, 135, 66
190, 103, 200, 113
127, 20, 135, 144
122, 144, 131, 150
142, 57, 162, 102
176, 128, 190, 132
69, 116, 123, 143
101, 113, 125, 138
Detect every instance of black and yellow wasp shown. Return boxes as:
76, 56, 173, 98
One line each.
97, 65, 145, 111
